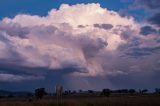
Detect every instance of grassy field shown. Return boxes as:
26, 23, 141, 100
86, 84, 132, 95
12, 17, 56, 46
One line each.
0, 94, 160, 106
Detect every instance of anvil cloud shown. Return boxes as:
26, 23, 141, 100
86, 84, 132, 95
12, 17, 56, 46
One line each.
0, 3, 160, 82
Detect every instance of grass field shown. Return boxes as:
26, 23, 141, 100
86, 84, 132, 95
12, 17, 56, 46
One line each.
0, 94, 160, 106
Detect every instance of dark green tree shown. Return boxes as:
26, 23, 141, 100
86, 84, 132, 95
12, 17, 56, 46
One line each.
129, 89, 136, 94
155, 88, 160, 94
142, 89, 148, 93
101, 89, 111, 97
35, 88, 46, 99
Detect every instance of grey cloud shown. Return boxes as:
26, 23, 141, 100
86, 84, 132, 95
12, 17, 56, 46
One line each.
113, 25, 137, 41
0, 22, 29, 38
118, 38, 141, 52
148, 13, 160, 27
131, 0, 160, 11
130, 0, 160, 27
0, 73, 44, 82
140, 26, 157, 35
94, 24, 113, 30
126, 50, 151, 57
77, 25, 86, 28
120, 28, 134, 40
157, 38, 160, 43
126, 46, 160, 57
79, 37, 108, 58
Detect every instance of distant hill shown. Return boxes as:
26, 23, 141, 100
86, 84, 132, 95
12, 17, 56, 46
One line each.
0, 90, 33, 97
0, 90, 11, 96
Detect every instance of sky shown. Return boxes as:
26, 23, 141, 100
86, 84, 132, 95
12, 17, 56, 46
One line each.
0, 0, 160, 92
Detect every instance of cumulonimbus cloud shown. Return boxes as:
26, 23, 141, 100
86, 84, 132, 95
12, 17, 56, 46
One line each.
0, 3, 159, 81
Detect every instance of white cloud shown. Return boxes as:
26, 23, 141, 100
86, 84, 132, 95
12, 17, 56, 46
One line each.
3, 3, 137, 28
0, 3, 159, 79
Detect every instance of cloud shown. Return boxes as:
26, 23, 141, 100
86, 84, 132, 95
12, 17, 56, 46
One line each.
126, 47, 160, 57
94, 24, 113, 30
148, 13, 160, 27
0, 73, 44, 82
0, 3, 160, 83
140, 26, 157, 36
131, 0, 160, 11
130, 0, 160, 27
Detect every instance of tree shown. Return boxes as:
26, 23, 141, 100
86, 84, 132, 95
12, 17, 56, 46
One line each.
129, 89, 136, 94
101, 89, 111, 97
88, 90, 94, 94
35, 88, 46, 99
155, 88, 160, 94
120, 89, 129, 93
142, 89, 148, 93
79, 89, 83, 93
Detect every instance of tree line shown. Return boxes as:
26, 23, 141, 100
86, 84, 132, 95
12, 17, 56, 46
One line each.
34, 88, 160, 99
1, 88, 160, 99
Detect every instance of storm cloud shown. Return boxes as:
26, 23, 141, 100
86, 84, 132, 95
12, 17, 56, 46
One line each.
0, 3, 160, 84
148, 13, 160, 27
0, 73, 44, 82
140, 26, 157, 35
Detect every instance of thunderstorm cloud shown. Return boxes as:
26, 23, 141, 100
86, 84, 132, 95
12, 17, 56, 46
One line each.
0, 3, 160, 84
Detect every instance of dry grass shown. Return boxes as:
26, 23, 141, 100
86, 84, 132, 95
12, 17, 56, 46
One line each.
0, 95, 160, 106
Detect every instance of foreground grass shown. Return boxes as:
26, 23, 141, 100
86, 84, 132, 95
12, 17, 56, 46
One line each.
0, 95, 160, 106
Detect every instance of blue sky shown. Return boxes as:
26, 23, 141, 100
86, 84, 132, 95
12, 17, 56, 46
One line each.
0, 0, 160, 92
0, 0, 133, 19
